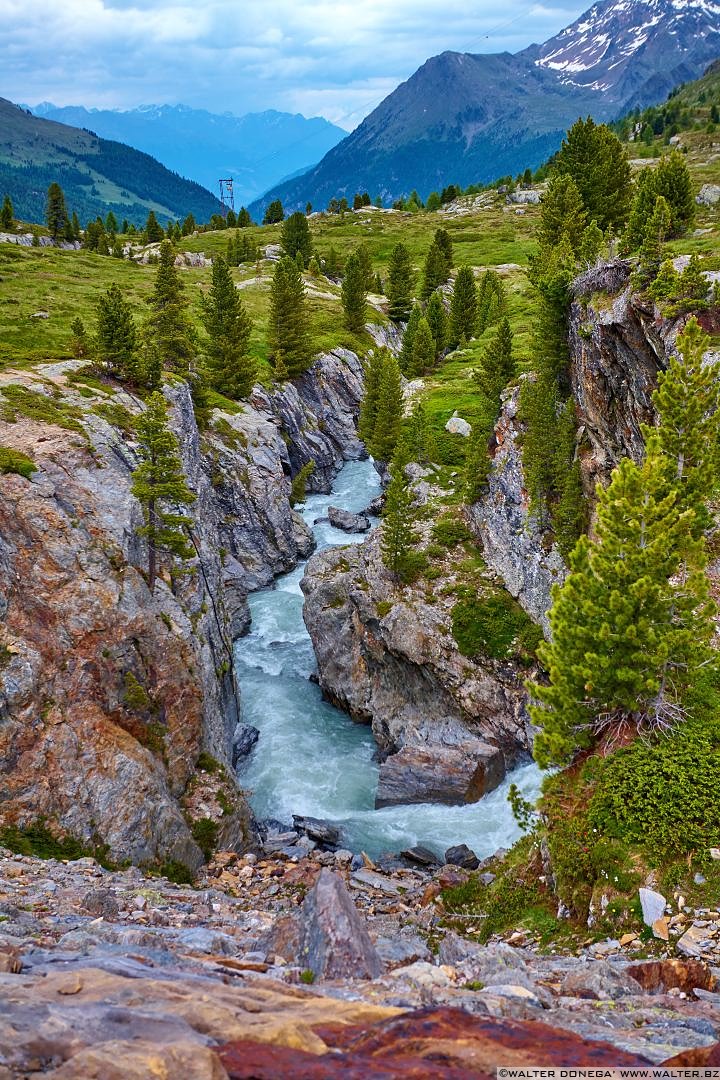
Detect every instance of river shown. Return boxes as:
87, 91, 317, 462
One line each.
234, 457, 542, 860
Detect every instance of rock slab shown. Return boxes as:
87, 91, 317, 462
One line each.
298, 868, 383, 980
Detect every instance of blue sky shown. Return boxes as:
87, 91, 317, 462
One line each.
2, 0, 589, 128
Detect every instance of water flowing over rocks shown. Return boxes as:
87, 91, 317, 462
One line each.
300, 529, 531, 808
0, 348, 365, 867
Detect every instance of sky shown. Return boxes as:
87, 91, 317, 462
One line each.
1, 0, 590, 129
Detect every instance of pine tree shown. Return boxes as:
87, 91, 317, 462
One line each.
45, 182, 68, 240
181, 213, 196, 236
675, 255, 710, 313
71, 211, 81, 240
476, 316, 513, 400
528, 448, 715, 768
464, 423, 491, 502
655, 150, 695, 236
476, 270, 505, 335
624, 168, 659, 251
643, 316, 719, 534
268, 255, 311, 377
386, 242, 414, 323
449, 267, 477, 347
237, 207, 252, 228
381, 463, 419, 582
553, 117, 632, 231
409, 316, 435, 376
434, 228, 453, 276
426, 291, 447, 358
536, 174, 587, 255
648, 259, 681, 305
131, 393, 196, 594
1, 194, 14, 230
70, 316, 89, 358
143, 210, 164, 244
636, 196, 672, 284
281, 211, 312, 265
367, 352, 403, 462
357, 243, 374, 293
105, 210, 118, 235
578, 220, 605, 265
96, 283, 137, 379
358, 348, 386, 445
421, 240, 448, 300
145, 239, 196, 379
201, 255, 255, 399
263, 199, 284, 225
405, 401, 436, 464
398, 304, 422, 374
341, 252, 367, 332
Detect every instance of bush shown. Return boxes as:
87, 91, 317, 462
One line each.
0, 446, 36, 479
451, 590, 543, 662
432, 514, 474, 547
191, 817, 219, 860
290, 460, 315, 506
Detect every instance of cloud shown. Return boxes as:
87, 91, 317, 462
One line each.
0, 0, 588, 125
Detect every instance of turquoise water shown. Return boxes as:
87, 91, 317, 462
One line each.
234, 458, 542, 859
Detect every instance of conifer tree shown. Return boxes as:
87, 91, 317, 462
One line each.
131, 393, 196, 594
1, 194, 14, 230
528, 447, 715, 768
464, 423, 491, 502
45, 182, 69, 240
434, 228, 453, 277
381, 463, 419, 582
358, 348, 386, 446
426, 291, 447, 358
675, 255, 710, 313
578, 220, 605, 265
96, 283, 138, 379
476, 316, 513, 400
405, 401, 436, 464
357, 243, 374, 293
367, 352, 403, 462
181, 213, 196, 236
449, 267, 477, 346
476, 270, 505, 335
536, 174, 587, 255
648, 258, 680, 305
421, 240, 448, 300
268, 255, 311, 377
386, 242, 414, 323
105, 210, 118, 235
398, 304, 422, 374
409, 316, 435, 376
71, 211, 81, 240
145, 239, 196, 379
263, 199, 284, 225
636, 195, 672, 284
553, 117, 632, 231
70, 316, 89, 359
237, 207, 252, 228
281, 211, 312, 266
201, 255, 255, 399
341, 251, 367, 331
643, 316, 719, 534
143, 210, 164, 244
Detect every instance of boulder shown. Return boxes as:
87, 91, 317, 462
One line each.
375, 742, 505, 808
697, 184, 720, 206
445, 412, 472, 437
232, 724, 260, 766
327, 506, 371, 533
298, 868, 383, 979
508, 189, 542, 204
639, 888, 667, 928
400, 846, 441, 867
292, 815, 342, 848
560, 962, 643, 1000
444, 844, 480, 870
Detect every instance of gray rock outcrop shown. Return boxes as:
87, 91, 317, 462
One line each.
298, 868, 383, 979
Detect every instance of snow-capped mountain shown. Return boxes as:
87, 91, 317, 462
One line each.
531, 0, 720, 104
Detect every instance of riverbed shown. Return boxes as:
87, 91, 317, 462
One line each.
234, 457, 541, 860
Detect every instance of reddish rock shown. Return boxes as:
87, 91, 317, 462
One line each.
218, 1040, 478, 1079
627, 959, 716, 995
664, 1043, 720, 1067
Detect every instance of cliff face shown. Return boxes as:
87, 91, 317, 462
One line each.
301, 529, 532, 809
0, 349, 364, 867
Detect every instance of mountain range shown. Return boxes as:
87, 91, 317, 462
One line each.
29, 104, 346, 208
0, 98, 223, 226
249, 0, 720, 217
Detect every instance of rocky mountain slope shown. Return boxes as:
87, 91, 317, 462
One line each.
0, 98, 223, 227
30, 103, 346, 208
0, 348, 365, 870
250, 0, 720, 214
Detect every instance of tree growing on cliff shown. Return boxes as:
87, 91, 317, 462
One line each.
381, 463, 420, 582
341, 251, 367, 332
529, 446, 715, 768
386, 242, 414, 323
268, 255, 311, 377
361, 350, 403, 461
131, 393, 196, 594
449, 267, 477, 347
281, 211, 312, 266
635, 195, 672, 285
95, 283, 138, 380
201, 255, 255, 399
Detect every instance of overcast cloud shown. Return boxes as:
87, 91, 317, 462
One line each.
1, 0, 588, 127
